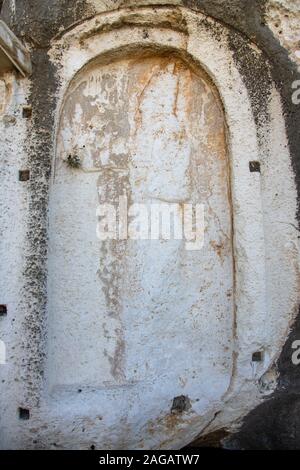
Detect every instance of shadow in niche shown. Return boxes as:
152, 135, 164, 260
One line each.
183, 429, 230, 449
224, 308, 300, 450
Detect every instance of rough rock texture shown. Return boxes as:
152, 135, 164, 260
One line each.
266, 0, 300, 65
0, 0, 300, 449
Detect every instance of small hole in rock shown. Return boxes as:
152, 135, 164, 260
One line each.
171, 395, 191, 414
19, 170, 30, 182
249, 161, 261, 173
0, 305, 7, 316
252, 351, 263, 362
90, 445, 95, 450
19, 408, 30, 420
22, 106, 32, 119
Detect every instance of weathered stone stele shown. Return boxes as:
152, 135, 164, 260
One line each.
47, 53, 233, 445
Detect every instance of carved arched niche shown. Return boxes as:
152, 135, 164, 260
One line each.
41, 7, 299, 449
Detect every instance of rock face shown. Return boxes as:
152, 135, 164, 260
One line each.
266, 0, 300, 65
0, 0, 300, 450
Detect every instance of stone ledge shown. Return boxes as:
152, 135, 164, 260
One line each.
0, 19, 31, 76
